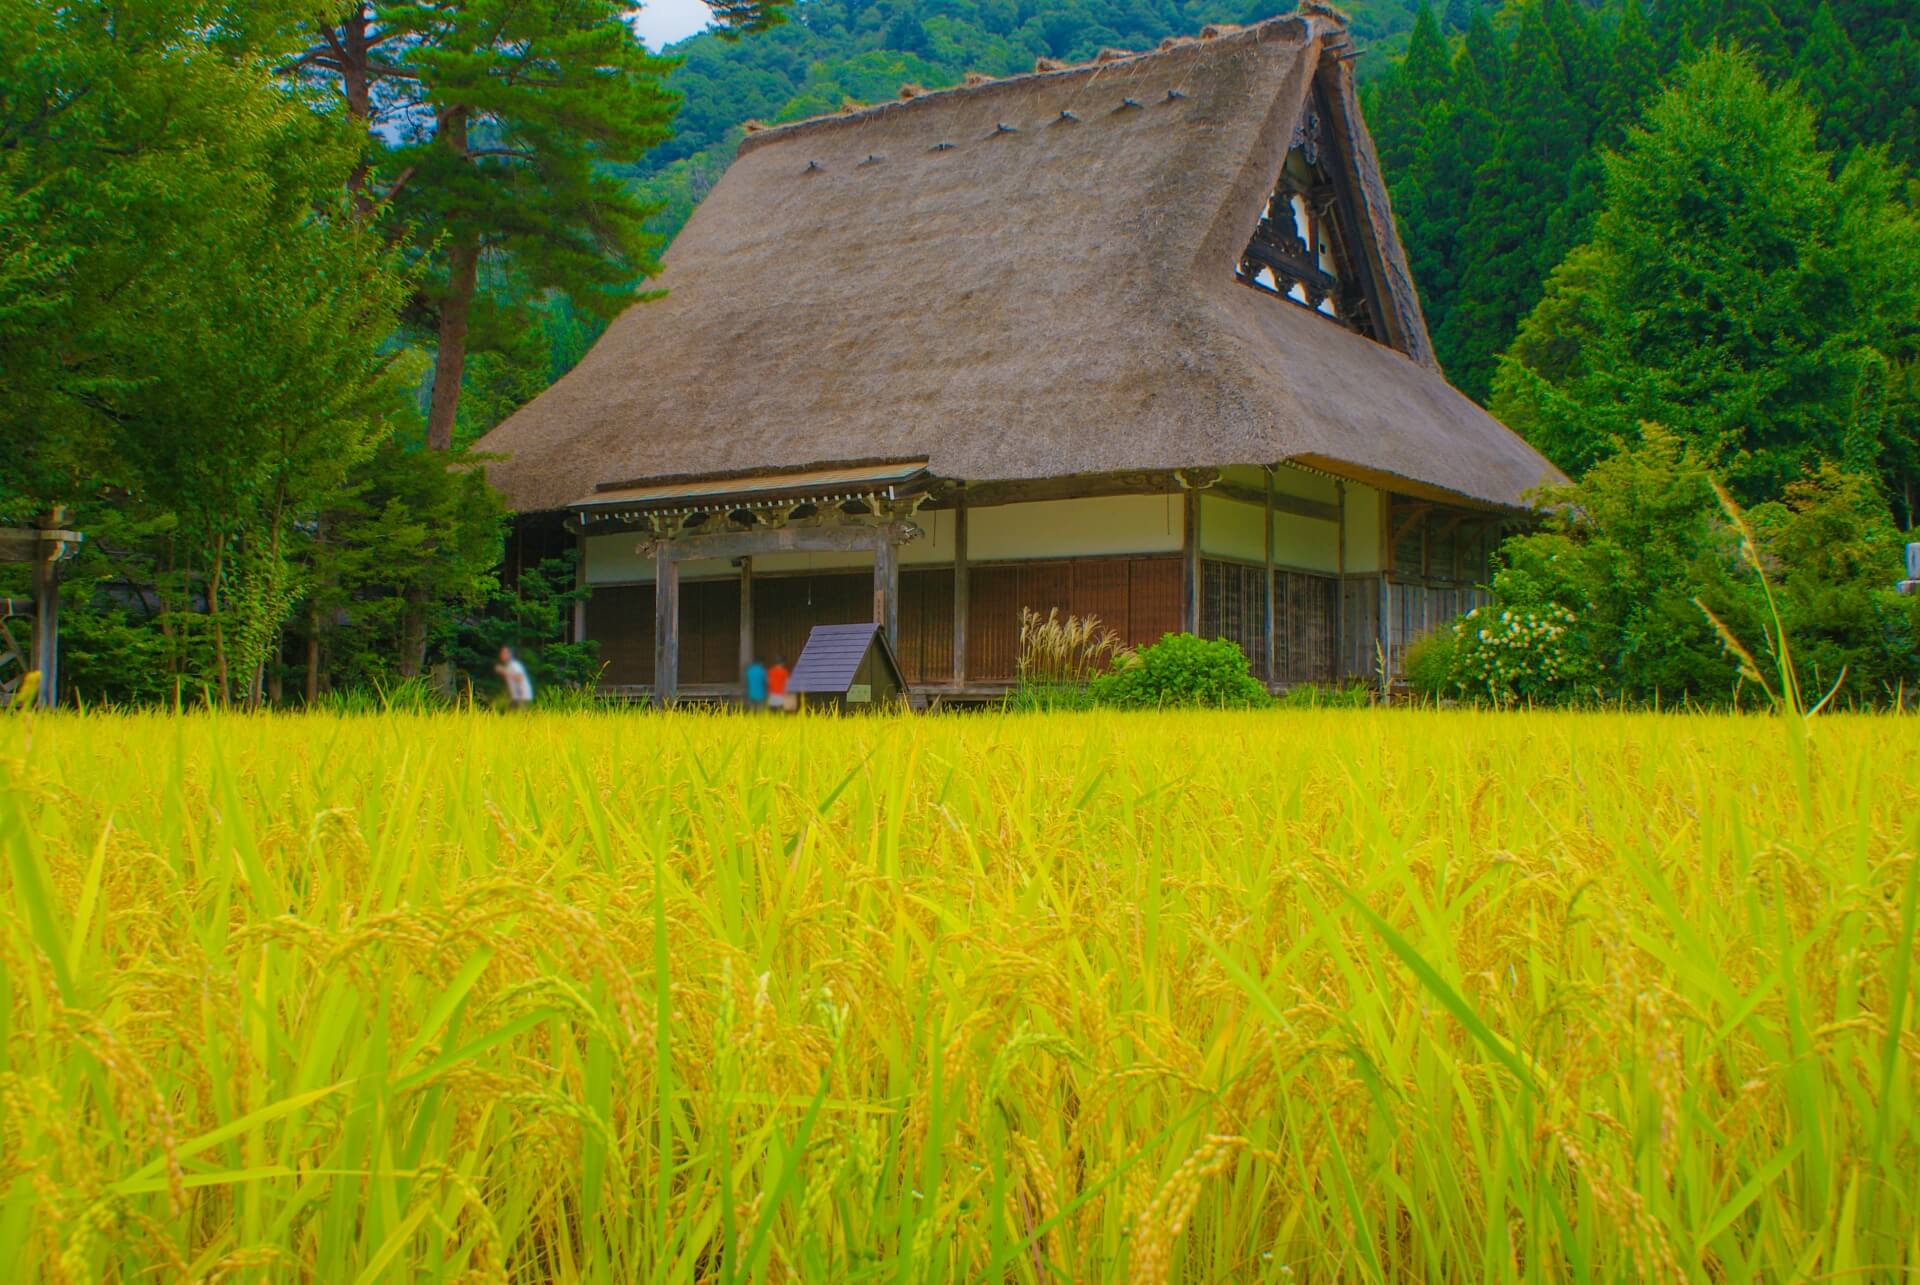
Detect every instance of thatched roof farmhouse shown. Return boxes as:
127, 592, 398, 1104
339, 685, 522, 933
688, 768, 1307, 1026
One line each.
479, 11, 1563, 702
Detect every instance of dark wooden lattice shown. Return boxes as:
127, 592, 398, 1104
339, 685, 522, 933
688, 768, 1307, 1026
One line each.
1237, 86, 1383, 342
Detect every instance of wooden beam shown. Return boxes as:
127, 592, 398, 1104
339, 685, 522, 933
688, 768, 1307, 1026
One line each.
1388, 503, 1433, 560
1263, 467, 1277, 686
949, 471, 1178, 509
1207, 481, 1341, 522
0, 528, 82, 564
951, 492, 969, 687
645, 520, 910, 564
654, 543, 680, 706
738, 557, 754, 678
1183, 488, 1201, 635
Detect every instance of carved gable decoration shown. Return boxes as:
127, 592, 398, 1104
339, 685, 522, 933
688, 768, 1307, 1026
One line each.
1237, 85, 1386, 345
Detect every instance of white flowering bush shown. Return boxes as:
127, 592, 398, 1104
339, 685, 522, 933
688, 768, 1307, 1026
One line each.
1450, 601, 1589, 706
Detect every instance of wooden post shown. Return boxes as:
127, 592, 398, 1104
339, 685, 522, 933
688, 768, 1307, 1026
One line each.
1263, 466, 1277, 687
951, 492, 969, 688
738, 556, 755, 679
873, 534, 899, 648
1377, 495, 1393, 689
30, 529, 58, 708
1183, 487, 1201, 635
572, 532, 588, 645
1333, 481, 1347, 677
653, 543, 679, 706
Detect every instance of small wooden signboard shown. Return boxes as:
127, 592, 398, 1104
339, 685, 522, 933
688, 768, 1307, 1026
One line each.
786, 623, 908, 711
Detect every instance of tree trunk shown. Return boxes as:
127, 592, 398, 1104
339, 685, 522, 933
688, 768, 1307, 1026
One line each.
425, 111, 475, 451
427, 238, 478, 451
305, 608, 322, 705
208, 541, 230, 705
340, 5, 376, 216
398, 588, 428, 677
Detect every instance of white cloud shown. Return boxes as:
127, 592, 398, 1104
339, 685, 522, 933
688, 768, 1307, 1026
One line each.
631, 0, 715, 51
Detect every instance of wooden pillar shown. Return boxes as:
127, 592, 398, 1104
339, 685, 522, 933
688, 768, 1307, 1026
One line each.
1377, 495, 1393, 689
951, 493, 969, 688
1182, 487, 1201, 635
738, 556, 755, 680
1333, 481, 1347, 678
30, 529, 58, 709
653, 543, 679, 707
873, 533, 899, 647
1263, 466, 1277, 687
572, 532, 588, 645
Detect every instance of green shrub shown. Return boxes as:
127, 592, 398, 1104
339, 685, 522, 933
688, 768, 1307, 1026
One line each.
1401, 630, 1458, 701
1451, 597, 1589, 706
1089, 634, 1269, 709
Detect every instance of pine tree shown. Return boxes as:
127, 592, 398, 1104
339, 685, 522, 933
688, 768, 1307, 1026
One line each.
1544, 0, 1602, 124
1372, 3, 1453, 187
1797, 3, 1867, 153
1491, 49, 1920, 501
288, 1, 686, 450
1409, 46, 1500, 348
1600, 0, 1660, 142
1440, 1, 1588, 401
1713, 0, 1792, 79
1443, 0, 1474, 34
1463, 8, 1505, 97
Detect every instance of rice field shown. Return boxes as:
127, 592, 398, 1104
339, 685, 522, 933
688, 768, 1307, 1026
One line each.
2, 707, 1917, 1283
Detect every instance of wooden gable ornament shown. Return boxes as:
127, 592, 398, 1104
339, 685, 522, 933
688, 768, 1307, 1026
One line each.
786, 623, 909, 710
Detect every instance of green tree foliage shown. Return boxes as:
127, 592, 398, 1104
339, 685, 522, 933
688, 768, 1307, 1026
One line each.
0, 0, 417, 703
1371, 3, 1452, 186
295, 438, 504, 698
1364, 0, 1919, 401
1438, 2, 1591, 401
1445, 431, 1918, 706
286, 0, 686, 449
1492, 49, 1920, 503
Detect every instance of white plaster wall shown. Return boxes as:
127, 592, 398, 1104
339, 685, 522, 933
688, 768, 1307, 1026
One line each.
967, 494, 1184, 561
1198, 493, 1341, 573
585, 532, 655, 584
1343, 483, 1382, 573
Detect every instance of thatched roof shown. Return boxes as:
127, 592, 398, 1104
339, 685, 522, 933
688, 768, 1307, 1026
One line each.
478, 13, 1563, 513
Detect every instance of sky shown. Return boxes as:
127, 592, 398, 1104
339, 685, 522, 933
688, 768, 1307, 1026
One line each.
631, 0, 714, 50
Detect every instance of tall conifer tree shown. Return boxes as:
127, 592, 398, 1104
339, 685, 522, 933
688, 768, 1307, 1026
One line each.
1372, 3, 1452, 186
287, 1, 701, 449
1492, 49, 1920, 501
1440, 1, 1588, 400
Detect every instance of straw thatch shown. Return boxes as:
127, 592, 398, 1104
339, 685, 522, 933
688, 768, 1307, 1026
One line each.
477, 13, 1563, 514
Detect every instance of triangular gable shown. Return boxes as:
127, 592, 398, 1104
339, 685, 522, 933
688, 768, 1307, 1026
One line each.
1234, 43, 1439, 371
